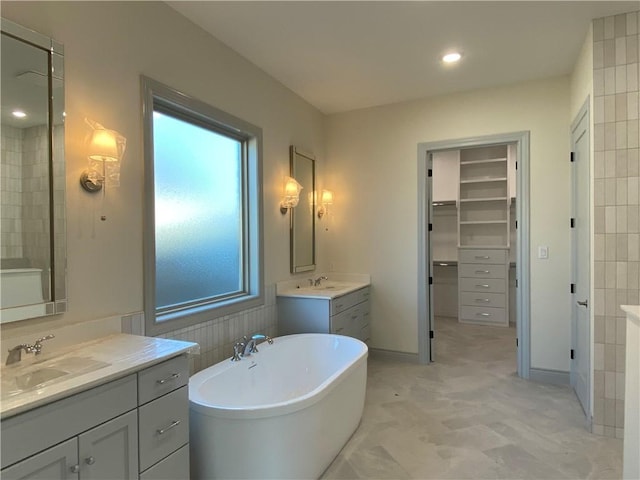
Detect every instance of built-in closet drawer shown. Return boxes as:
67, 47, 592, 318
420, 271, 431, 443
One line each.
460, 306, 506, 325
459, 278, 506, 294
458, 246, 509, 327
460, 291, 506, 309
458, 249, 506, 264
459, 264, 506, 279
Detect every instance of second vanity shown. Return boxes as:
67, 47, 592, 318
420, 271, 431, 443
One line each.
0, 334, 197, 480
277, 274, 371, 343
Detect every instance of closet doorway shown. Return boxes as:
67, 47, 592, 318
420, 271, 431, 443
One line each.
417, 132, 530, 378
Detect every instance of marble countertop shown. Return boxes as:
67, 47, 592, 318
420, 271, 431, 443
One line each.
0, 333, 198, 419
276, 273, 370, 300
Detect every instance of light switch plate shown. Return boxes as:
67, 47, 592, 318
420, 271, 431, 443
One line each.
538, 246, 549, 259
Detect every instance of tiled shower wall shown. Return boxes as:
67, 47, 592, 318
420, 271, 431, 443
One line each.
1, 124, 52, 272
22, 125, 52, 281
592, 11, 640, 438
156, 284, 278, 374
1, 126, 24, 259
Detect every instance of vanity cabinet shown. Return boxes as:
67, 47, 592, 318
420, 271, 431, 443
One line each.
1, 354, 189, 480
278, 287, 371, 343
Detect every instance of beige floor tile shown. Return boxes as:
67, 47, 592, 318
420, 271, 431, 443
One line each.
320, 316, 623, 480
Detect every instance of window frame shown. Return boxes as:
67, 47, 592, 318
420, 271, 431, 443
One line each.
141, 76, 263, 335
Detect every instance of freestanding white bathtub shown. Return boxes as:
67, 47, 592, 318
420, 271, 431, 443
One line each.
189, 333, 368, 479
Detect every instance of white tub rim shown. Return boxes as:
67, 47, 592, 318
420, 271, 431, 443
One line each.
189, 333, 367, 420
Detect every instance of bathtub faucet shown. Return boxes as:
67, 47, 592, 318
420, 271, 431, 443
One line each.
242, 334, 273, 356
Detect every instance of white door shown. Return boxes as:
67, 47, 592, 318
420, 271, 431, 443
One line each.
570, 101, 590, 418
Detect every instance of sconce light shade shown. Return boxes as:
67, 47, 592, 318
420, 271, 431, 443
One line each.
317, 189, 334, 219
88, 128, 119, 162
80, 119, 126, 193
280, 175, 303, 214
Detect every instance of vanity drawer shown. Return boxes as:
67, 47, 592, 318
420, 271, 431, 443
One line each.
331, 308, 351, 335
459, 278, 506, 293
458, 249, 507, 264
460, 292, 506, 309
138, 386, 189, 472
459, 263, 506, 279
1, 374, 137, 469
140, 444, 189, 480
331, 290, 361, 315
459, 306, 507, 325
357, 287, 370, 304
138, 355, 189, 405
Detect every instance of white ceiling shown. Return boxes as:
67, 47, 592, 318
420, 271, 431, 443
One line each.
168, 1, 638, 114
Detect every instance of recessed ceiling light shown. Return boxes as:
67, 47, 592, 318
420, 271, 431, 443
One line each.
442, 52, 462, 64
12, 110, 27, 118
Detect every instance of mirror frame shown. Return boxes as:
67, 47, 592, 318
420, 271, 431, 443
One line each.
289, 145, 315, 273
1, 18, 67, 323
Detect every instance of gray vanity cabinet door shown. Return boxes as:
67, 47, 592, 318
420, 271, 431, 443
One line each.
1, 438, 78, 480
78, 410, 138, 480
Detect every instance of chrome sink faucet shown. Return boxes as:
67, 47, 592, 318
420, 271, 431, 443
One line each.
314, 276, 328, 286
5, 334, 55, 365
242, 334, 273, 357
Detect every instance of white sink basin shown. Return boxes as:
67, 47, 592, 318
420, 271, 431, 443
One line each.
1, 356, 110, 400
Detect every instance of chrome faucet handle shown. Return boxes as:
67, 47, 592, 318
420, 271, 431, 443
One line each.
32, 334, 55, 355
6, 344, 28, 366
231, 342, 244, 362
307, 278, 314, 286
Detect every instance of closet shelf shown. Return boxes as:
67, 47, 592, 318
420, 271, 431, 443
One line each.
459, 197, 508, 203
460, 157, 507, 166
460, 220, 508, 225
460, 177, 507, 184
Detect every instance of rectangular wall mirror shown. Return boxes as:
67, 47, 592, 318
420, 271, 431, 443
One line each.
1, 18, 67, 323
290, 145, 315, 273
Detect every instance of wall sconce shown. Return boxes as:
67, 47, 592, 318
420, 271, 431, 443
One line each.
80, 119, 126, 193
280, 176, 303, 214
317, 189, 334, 219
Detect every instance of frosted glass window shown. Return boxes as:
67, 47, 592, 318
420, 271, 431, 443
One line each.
153, 111, 243, 311
142, 76, 263, 334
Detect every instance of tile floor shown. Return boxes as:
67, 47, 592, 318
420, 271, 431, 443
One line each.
321, 316, 623, 479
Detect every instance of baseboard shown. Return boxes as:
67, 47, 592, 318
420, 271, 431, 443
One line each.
529, 368, 570, 386
369, 348, 419, 364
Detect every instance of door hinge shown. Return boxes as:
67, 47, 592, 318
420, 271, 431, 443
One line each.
570, 349, 575, 360
570, 152, 575, 162
428, 223, 433, 232
430, 330, 434, 339
515, 278, 518, 288
571, 283, 576, 294
515, 220, 518, 229
429, 276, 433, 285
516, 338, 519, 347
428, 169, 433, 177
515, 161, 518, 170
570, 218, 576, 228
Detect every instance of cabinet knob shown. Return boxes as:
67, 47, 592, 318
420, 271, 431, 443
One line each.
85, 456, 96, 465
70, 465, 80, 474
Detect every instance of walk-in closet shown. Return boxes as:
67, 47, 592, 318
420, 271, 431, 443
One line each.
431, 143, 517, 333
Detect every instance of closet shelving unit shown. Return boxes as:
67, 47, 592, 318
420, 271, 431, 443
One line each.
457, 145, 511, 327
